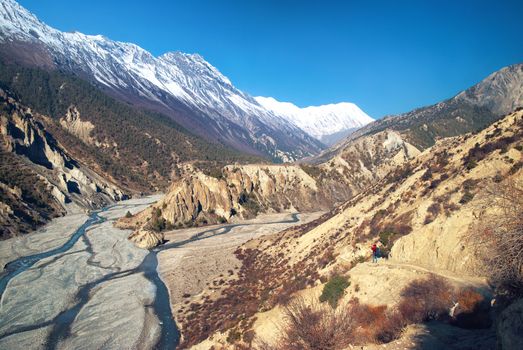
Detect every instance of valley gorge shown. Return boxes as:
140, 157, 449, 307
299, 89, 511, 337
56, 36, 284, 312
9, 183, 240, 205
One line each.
0, 0, 523, 349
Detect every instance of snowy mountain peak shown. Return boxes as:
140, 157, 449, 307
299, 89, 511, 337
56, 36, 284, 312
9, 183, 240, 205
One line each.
255, 96, 373, 145
0, 0, 371, 160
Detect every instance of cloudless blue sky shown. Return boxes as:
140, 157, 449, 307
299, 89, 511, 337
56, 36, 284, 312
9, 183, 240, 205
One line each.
18, 0, 523, 118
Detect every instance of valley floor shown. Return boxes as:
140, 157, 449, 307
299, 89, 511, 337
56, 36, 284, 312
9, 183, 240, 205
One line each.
0, 196, 163, 350
156, 212, 324, 340
0, 197, 321, 350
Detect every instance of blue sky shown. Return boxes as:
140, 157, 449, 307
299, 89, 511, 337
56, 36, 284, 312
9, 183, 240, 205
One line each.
18, 0, 523, 118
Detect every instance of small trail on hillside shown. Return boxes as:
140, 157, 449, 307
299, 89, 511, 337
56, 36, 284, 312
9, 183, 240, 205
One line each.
379, 259, 490, 290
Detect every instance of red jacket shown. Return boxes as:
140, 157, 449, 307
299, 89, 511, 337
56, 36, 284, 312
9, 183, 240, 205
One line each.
371, 244, 377, 253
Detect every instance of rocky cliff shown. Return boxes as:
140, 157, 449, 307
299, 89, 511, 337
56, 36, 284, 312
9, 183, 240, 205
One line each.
118, 164, 333, 248
0, 88, 127, 238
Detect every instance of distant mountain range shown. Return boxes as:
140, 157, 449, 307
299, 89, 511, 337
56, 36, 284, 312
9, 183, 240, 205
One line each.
315, 62, 523, 163
0, 0, 373, 161
255, 97, 373, 145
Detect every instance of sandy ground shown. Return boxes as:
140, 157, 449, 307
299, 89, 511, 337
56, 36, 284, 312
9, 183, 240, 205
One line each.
0, 195, 163, 350
157, 211, 324, 334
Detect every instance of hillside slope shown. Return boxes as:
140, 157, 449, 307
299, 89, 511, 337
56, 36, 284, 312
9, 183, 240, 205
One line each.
0, 61, 261, 192
175, 110, 522, 348
316, 63, 523, 163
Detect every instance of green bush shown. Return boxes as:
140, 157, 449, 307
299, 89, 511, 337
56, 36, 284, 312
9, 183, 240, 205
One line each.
466, 160, 477, 170
125, 211, 133, 218
319, 275, 350, 308
459, 191, 475, 204
379, 231, 395, 247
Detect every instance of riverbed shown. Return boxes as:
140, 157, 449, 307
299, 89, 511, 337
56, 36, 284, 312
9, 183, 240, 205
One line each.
0, 196, 170, 350
0, 197, 320, 349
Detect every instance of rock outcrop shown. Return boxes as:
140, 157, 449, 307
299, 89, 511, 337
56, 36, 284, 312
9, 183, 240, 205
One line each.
122, 164, 330, 240
127, 229, 164, 250
0, 88, 127, 238
59, 105, 95, 145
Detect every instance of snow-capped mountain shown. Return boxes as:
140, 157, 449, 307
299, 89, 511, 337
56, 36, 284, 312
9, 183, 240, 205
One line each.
0, 0, 324, 161
256, 96, 374, 145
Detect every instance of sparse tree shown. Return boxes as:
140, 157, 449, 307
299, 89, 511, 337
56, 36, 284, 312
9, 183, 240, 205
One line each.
470, 176, 523, 299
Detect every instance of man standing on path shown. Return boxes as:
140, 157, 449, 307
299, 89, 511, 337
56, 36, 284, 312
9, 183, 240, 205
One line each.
371, 243, 378, 263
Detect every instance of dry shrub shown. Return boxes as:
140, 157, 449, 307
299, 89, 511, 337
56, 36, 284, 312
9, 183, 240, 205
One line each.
273, 277, 487, 349
398, 275, 452, 323
348, 300, 392, 344
318, 248, 336, 268
278, 297, 355, 350
452, 288, 491, 329
424, 202, 441, 224
456, 289, 484, 313
276, 297, 404, 349
469, 177, 523, 299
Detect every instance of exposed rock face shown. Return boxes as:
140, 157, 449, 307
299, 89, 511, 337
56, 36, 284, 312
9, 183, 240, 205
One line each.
497, 299, 523, 350
125, 164, 329, 235
127, 229, 164, 250
456, 63, 523, 116
59, 105, 95, 145
0, 88, 127, 238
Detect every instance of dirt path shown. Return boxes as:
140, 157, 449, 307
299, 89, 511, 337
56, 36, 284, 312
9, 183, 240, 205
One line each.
380, 259, 490, 290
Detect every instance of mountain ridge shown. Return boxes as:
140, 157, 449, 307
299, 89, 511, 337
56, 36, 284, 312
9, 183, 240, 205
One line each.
0, 0, 332, 161
311, 62, 523, 164
255, 96, 374, 145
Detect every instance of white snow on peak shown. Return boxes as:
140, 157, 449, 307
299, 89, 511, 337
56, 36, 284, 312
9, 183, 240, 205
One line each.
255, 96, 373, 144
0, 0, 370, 158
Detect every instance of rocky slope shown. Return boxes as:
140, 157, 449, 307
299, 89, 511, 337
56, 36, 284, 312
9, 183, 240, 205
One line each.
174, 110, 522, 348
0, 87, 127, 238
0, 0, 326, 162
117, 164, 335, 248
320, 62, 523, 159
